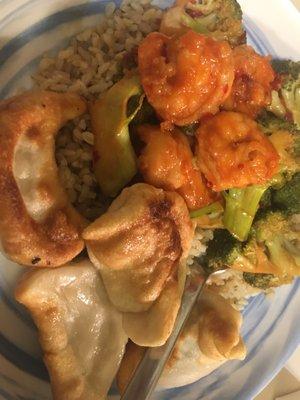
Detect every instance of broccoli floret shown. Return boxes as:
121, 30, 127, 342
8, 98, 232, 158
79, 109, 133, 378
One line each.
258, 113, 300, 185
272, 59, 300, 79
259, 188, 272, 210
221, 114, 300, 240
202, 227, 264, 274
252, 210, 300, 276
268, 59, 300, 129
203, 210, 300, 278
243, 272, 292, 289
161, 0, 246, 47
183, 0, 245, 46
222, 114, 300, 241
202, 229, 245, 273
190, 201, 223, 219
223, 185, 268, 242
273, 173, 300, 215
258, 111, 299, 135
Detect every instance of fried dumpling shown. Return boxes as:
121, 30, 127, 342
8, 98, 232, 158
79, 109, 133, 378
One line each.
117, 289, 246, 392
122, 270, 186, 347
15, 259, 128, 400
196, 289, 246, 361
83, 183, 193, 312
83, 183, 194, 346
0, 90, 87, 267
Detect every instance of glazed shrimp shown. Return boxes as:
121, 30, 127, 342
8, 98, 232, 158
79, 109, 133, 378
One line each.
222, 45, 276, 118
196, 112, 279, 191
138, 30, 234, 126
138, 125, 214, 209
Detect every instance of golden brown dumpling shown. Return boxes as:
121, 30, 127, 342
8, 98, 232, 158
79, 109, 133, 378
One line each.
83, 183, 194, 346
15, 259, 128, 400
0, 90, 87, 267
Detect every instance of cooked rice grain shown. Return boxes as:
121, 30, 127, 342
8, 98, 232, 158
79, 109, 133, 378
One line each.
33, 0, 162, 99
187, 228, 214, 266
207, 270, 264, 310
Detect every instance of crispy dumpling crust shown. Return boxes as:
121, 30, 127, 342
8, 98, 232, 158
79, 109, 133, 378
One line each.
0, 90, 87, 267
83, 183, 194, 312
15, 260, 128, 400
83, 183, 194, 346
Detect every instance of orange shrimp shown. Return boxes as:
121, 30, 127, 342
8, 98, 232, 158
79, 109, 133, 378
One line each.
222, 45, 276, 118
138, 30, 234, 126
196, 112, 280, 192
138, 125, 214, 209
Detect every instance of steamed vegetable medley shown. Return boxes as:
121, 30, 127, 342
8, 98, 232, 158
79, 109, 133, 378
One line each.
91, 0, 300, 289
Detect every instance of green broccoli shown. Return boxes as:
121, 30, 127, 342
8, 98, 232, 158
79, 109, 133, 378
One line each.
258, 110, 299, 135
190, 201, 223, 219
259, 112, 300, 185
259, 188, 272, 210
251, 211, 300, 276
268, 59, 300, 129
259, 173, 300, 214
161, 0, 246, 47
273, 173, 300, 215
183, 0, 245, 46
202, 228, 244, 273
272, 59, 300, 80
203, 210, 300, 278
243, 272, 292, 290
223, 114, 300, 241
222, 185, 268, 242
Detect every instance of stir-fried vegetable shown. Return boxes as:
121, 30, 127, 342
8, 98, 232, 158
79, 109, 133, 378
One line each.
252, 210, 300, 275
269, 60, 300, 129
273, 173, 300, 215
90, 76, 144, 197
190, 201, 223, 219
221, 112, 300, 241
202, 209, 300, 277
243, 272, 292, 289
160, 0, 245, 47
223, 185, 268, 242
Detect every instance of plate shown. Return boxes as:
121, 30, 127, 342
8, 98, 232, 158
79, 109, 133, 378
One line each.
0, 1, 299, 399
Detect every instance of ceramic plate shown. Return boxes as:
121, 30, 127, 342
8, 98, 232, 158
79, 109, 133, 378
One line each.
0, 1, 299, 399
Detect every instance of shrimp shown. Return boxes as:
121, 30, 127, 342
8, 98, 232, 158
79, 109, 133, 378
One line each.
138, 124, 214, 209
196, 112, 280, 191
138, 30, 234, 126
222, 45, 276, 118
